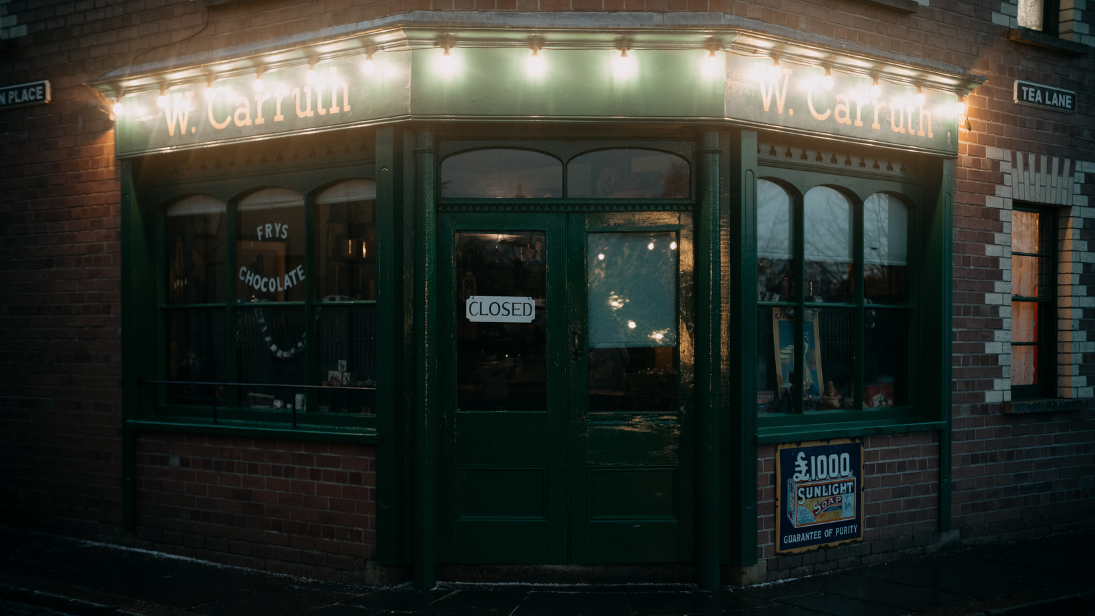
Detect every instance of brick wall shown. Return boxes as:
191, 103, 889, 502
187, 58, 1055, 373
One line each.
133, 433, 377, 580
758, 434, 942, 580
1, 0, 1093, 584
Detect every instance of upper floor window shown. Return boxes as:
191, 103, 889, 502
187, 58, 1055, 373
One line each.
1018, 0, 1059, 34
1011, 207, 1056, 398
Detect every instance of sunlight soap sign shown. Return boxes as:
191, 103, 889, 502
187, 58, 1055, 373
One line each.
776, 439, 864, 553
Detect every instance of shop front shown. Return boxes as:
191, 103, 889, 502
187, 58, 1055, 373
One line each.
98, 20, 982, 589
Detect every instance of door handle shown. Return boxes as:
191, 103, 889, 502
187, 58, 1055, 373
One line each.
571, 325, 581, 363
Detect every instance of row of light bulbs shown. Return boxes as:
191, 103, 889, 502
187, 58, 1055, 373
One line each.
113, 46, 965, 119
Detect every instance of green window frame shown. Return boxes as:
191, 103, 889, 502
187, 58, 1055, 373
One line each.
145, 165, 384, 436
1011, 205, 1057, 399
751, 161, 928, 438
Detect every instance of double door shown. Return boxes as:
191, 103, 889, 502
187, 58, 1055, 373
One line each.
438, 211, 694, 564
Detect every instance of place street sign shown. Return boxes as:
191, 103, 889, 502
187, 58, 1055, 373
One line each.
1013, 80, 1075, 113
0, 80, 51, 110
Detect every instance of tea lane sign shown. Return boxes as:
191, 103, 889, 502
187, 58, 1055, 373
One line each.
1013, 80, 1075, 113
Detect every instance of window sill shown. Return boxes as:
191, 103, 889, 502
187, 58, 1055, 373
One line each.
1003, 397, 1089, 415
757, 416, 946, 444
126, 418, 377, 443
862, 0, 920, 13
1009, 29, 1090, 55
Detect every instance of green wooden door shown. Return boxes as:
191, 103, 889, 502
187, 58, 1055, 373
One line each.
438, 211, 693, 564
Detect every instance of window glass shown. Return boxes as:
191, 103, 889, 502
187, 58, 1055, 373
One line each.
1011, 208, 1054, 395
864, 309, 909, 407
316, 305, 376, 414
165, 195, 226, 304
864, 193, 909, 304
756, 307, 788, 414
803, 187, 853, 303
317, 180, 377, 301
236, 188, 306, 303
236, 305, 306, 410
164, 308, 226, 405
455, 231, 548, 412
568, 149, 689, 199
441, 149, 562, 198
757, 179, 794, 302
587, 232, 678, 413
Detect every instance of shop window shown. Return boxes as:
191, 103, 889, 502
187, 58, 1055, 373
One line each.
755, 180, 911, 415
1011, 207, 1056, 398
567, 149, 689, 199
161, 180, 378, 419
441, 149, 562, 198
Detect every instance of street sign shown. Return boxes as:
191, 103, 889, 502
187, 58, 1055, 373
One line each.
1013, 80, 1075, 113
0, 80, 50, 110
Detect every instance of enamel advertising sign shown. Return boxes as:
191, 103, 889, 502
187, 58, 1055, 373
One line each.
776, 438, 864, 554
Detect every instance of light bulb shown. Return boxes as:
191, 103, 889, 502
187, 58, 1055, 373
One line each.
362, 56, 375, 74
955, 101, 966, 117
306, 65, 318, 84
438, 48, 456, 76
768, 59, 783, 81
822, 67, 834, 90
156, 91, 168, 108
613, 50, 634, 78
914, 87, 925, 106
526, 49, 546, 77
204, 84, 215, 100
252, 76, 264, 93
112, 101, 124, 116
703, 50, 721, 76
870, 78, 881, 98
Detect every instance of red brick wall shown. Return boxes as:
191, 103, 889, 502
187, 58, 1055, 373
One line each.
133, 433, 377, 580
1, 0, 1093, 583
758, 434, 942, 580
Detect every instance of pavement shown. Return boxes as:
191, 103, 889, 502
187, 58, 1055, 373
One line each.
0, 526, 1093, 616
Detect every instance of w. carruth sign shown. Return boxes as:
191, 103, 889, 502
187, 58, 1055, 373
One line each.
0, 81, 50, 110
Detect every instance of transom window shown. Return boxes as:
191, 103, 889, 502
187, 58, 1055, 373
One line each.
756, 179, 913, 415
439, 147, 690, 200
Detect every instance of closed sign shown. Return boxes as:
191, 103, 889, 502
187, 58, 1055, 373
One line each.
465, 296, 536, 323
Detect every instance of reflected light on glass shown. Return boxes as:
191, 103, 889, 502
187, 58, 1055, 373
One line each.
628, 321, 636, 329
598, 253, 605, 260
647, 241, 655, 250
670, 241, 677, 250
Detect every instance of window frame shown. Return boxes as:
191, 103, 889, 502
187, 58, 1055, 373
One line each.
1010, 205, 1057, 400
750, 161, 928, 439
144, 161, 383, 435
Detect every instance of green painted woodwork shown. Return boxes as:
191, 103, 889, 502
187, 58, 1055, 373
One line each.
110, 47, 962, 158
695, 130, 721, 590
434, 209, 695, 567
725, 57, 957, 154
375, 127, 408, 566
124, 419, 376, 442
723, 129, 759, 569
413, 129, 439, 588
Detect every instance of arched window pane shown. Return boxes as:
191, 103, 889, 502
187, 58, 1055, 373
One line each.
317, 180, 377, 301
441, 149, 562, 198
567, 149, 689, 198
236, 188, 306, 302
804, 186, 853, 303
757, 179, 794, 302
864, 193, 909, 304
165, 195, 226, 304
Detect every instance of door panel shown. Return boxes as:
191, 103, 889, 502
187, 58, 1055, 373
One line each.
438, 214, 568, 564
439, 211, 693, 565
568, 212, 695, 564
